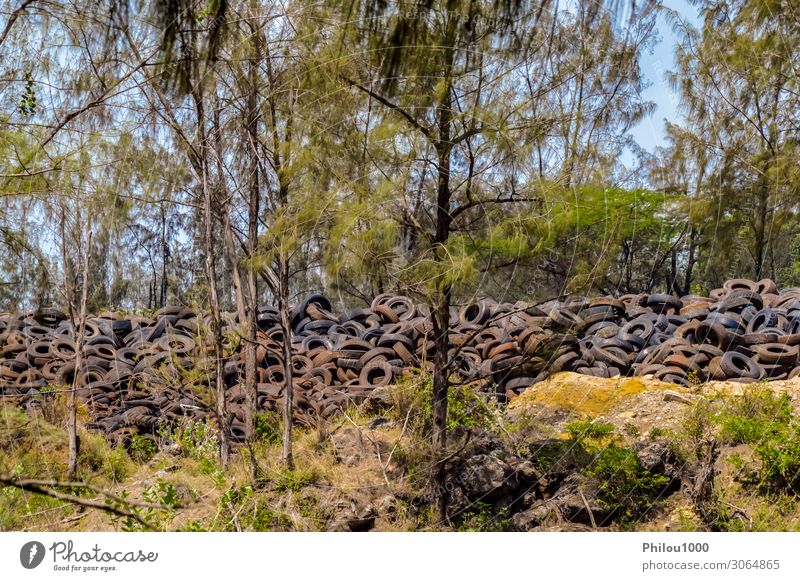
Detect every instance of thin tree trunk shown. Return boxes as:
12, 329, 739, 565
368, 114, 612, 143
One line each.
159, 203, 168, 307
431, 70, 454, 522
67, 214, 91, 479
278, 257, 294, 469
193, 87, 230, 469
244, 36, 261, 449
261, 35, 294, 469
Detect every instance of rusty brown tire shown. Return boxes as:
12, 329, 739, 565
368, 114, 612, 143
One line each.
752, 343, 799, 365
358, 361, 394, 386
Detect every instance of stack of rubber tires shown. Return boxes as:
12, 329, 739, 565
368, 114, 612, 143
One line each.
2, 278, 799, 443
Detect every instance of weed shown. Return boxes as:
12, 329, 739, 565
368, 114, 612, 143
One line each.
565, 420, 615, 445
159, 419, 220, 474
755, 423, 800, 494
183, 520, 207, 532
271, 469, 318, 493
102, 447, 133, 483
390, 370, 497, 436
717, 388, 791, 445
648, 427, 669, 439
117, 478, 179, 531
587, 444, 671, 526
129, 435, 157, 463
623, 422, 641, 438
254, 411, 282, 445
457, 501, 513, 531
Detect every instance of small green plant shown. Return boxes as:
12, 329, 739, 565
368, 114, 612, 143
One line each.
251, 503, 293, 531
457, 501, 513, 532
686, 369, 703, 389
219, 486, 293, 531
159, 419, 220, 474
271, 469, 318, 493
391, 370, 497, 436
103, 447, 133, 483
129, 435, 157, 463
254, 411, 282, 445
683, 399, 715, 444
717, 388, 791, 445
623, 422, 641, 438
755, 423, 800, 494
587, 445, 672, 526
565, 420, 615, 445
183, 520, 208, 532
117, 478, 180, 532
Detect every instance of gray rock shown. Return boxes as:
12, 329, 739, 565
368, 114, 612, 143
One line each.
663, 390, 694, 404
634, 440, 682, 480
363, 385, 393, 412
460, 454, 514, 499
325, 499, 377, 532
330, 428, 366, 466
512, 503, 555, 531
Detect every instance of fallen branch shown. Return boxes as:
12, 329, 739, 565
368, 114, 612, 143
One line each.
0, 475, 156, 530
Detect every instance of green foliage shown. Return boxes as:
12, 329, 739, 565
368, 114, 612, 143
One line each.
457, 501, 513, 532
114, 478, 179, 532
17, 71, 37, 116
158, 420, 220, 475
679, 386, 800, 499
755, 424, 800, 494
254, 411, 282, 445
717, 388, 791, 445
623, 422, 641, 438
220, 486, 294, 531
102, 447, 134, 483
391, 370, 498, 437
530, 420, 671, 527
129, 435, 158, 464
565, 420, 615, 445
587, 445, 671, 525
271, 469, 318, 493
183, 520, 208, 532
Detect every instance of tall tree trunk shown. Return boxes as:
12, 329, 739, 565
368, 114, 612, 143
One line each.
431, 72, 454, 522
683, 226, 697, 296
278, 257, 294, 469
67, 214, 91, 479
193, 87, 230, 469
212, 102, 251, 448
753, 162, 771, 281
261, 35, 295, 469
244, 38, 261, 448
159, 203, 168, 308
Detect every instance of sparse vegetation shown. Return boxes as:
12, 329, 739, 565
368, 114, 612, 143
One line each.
3, 375, 800, 532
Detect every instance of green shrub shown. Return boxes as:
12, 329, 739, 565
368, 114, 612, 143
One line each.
457, 501, 513, 532
565, 420, 615, 444
587, 445, 671, 525
102, 447, 133, 483
129, 435, 157, 463
391, 370, 497, 436
755, 424, 800, 494
159, 419, 220, 474
272, 469, 318, 493
251, 503, 293, 531
717, 387, 791, 445
254, 411, 282, 445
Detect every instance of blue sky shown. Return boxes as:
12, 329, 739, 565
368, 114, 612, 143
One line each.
631, 0, 703, 153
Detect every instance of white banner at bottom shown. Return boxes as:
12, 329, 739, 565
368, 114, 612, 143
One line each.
1, 532, 798, 580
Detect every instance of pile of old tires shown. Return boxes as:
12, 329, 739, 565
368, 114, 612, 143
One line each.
507, 278, 800, 393
2, 278, 800, 443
